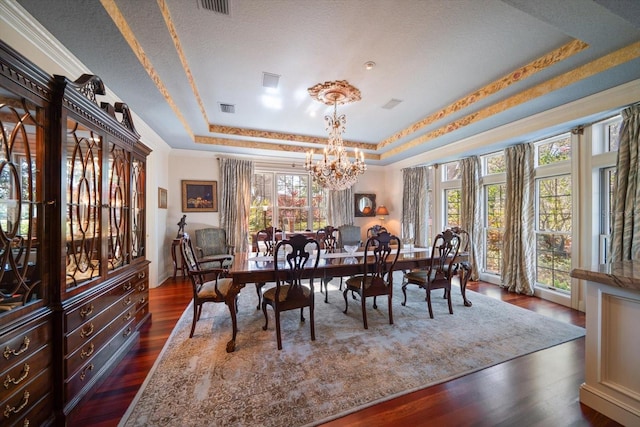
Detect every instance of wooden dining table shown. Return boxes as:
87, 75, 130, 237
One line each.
222, 247, 472, 352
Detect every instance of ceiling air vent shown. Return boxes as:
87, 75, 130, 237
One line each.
219, 103, 235, 114
200, 0, 229, 15
262, 72, 280, 89
382, 98, 403, 110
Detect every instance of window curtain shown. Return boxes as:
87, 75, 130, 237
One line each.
327, 187, 354, 227
219, 158, 254, 253
610, 104, 640, 261
501, 143, 535, 295
460, 156, 482, 281
402, 166, 429, 248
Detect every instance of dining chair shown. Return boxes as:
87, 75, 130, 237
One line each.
337, 224, 361, 248
366, 224, 387, 239
254, 226, 284, 309
261, 234, 321, 350
194, 227, 235, 268
342, 231, 400, 329
401, 229, 461, 318
316, 225, 338, 303
180, 233, 236, 338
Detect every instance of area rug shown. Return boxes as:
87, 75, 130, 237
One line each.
119, 275, 585, 427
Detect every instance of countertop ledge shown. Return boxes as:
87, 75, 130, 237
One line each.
571, 260, 640, 291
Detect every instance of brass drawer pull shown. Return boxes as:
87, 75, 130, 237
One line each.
81, 343, 95, 359
3, 391, 30, 418
80, 304, 94, 318
80, 323, 94, 338
138, 271, 146, 279
123, 282, 132, 291
123, 327, 132, 337
138, 283, 146, 291
139, 297, 146, 305
3, 364, 30, 389
80, 364, 94, 381
3, 337, 30, 360
123, 296, 132, 306
123, 312, 132, 321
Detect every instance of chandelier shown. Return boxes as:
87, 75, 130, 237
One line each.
305, 80, 366, 191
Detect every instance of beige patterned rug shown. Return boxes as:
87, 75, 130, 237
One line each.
120, 276, 584, 427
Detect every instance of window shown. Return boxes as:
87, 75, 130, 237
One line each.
535, 134, 571, 166
482, 152, 506, 175
444, 189, 461, 228
535, 175, 572, 292
592, 116, 622, 155
599, 167, 616, 263
484, 183, 506, 274
250, 171, 326, 233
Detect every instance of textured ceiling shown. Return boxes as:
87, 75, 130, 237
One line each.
14, 0, 640, 166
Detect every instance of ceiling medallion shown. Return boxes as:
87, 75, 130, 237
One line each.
305, 80, 366, 191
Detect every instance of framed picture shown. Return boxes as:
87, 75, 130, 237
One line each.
181, 180, 218, 212
158, 187, 167, 209
354, 193, 376, 217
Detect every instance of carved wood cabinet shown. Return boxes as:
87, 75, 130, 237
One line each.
0, 41, 151, 426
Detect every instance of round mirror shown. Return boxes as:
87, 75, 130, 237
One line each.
354, 193, 376, 217
358, 196, 373, 215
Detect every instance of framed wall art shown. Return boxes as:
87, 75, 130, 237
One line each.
181, 180, 218, 212
158, 187, 167, 209
354, 193, 376, 217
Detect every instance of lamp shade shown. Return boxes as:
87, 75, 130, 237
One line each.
376, 205, 389, 216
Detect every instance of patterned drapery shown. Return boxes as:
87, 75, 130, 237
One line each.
610, 104, 640, 261
327, 187, 354, 227
402, 166, 429, 248
460, 156, 482, 281
501, 144, 535, 295
219, 158, 254, 253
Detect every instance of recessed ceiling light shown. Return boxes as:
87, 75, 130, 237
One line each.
262, 72, 280, 89
364, 61, 376, 70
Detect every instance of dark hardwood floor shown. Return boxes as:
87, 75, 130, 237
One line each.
70, 279, 621, 426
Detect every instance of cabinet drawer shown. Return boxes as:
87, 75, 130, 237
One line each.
6, 390, 53, 427
0, 344, 51, 403
65, 276, 139, 332
65, 318, 136, 403
65, 304, 136, 377
0, 367, 51, 426
65, 290, 135, 354
0, 317, 51, 372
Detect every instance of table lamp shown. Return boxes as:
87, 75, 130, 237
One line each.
376, 205, 389, 224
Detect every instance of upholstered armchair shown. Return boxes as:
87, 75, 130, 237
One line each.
337, 225, 362, 248
194, 227, 234, 268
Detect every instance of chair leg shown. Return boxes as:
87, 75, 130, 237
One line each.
275, 311, 282, 350
401, 283, 409, 306
388, 293, 393, 325
322, 277, 331, 303
262, 301, 269, 330
300, 307, 305, 322
373, 296, 378, 309
425, 290, 435, 319
255, 282, 264, 310
446, 287, 453, 314
361, 295, 368, 329
189, 301, 198, 338
342, 288, 349, 314
310, 306, 316, 341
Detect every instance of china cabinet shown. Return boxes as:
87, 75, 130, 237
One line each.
0, 40, 151, 425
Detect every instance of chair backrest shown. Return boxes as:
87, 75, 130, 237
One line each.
317, 225, 338, 253
194, 227, 228, 257
181, 233, 225, 297
447, 226, 470, 254
362, 231, 400, 288
274, 234, 320, 302
337, 225, 362, 248
256, 226, 283, 255
428, 229, 461, 279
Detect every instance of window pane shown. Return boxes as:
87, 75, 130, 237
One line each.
536, 233, 572, 291
445, 189, 461, 227
485, 229, 503, 274
484, 154, 506, 175
537, 176, 572, 232
442, 161, 460, 181
537, 135, 571, 165
607, 122, 620, 152
484, 182, 505, 274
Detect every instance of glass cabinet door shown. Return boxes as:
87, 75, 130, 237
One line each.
0, 87, 44, 311
65, 118, 102, 288
131, 155, 145, 260
107, 141, 130, 271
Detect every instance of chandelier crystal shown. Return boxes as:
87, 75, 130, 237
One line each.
305, 80, 366, 191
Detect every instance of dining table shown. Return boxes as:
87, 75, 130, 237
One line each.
222, 246, 472, 352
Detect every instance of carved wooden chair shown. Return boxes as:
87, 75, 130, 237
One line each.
401, 229, 461, 318
180, 233, 237, 340
261, 234, 321, 350
255, 226, 282, 256
317, 225, 338, 253
366, 224, 388, 239
343, 231, 400, 329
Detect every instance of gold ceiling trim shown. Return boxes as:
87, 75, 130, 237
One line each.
100, 0, 194, 140
157, 0, 210, 125
381, 40, 640, 160
378, 39, 589, 150
207, 125, 372, 151
195, 135, 380, 161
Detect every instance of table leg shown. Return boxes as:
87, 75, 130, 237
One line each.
225, 283, 245, 352
458, 262, 473, 307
